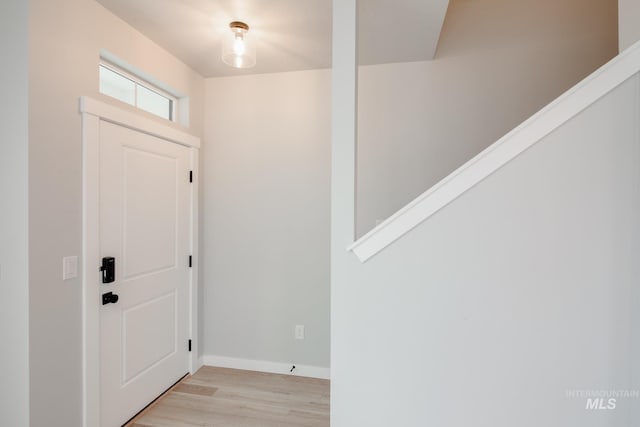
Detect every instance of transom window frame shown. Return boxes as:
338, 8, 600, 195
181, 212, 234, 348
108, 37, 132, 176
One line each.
99, 60, 178, 122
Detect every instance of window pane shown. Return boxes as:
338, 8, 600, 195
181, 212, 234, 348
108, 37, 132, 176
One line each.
137, 85, 172, 120
99, 65, 135, 106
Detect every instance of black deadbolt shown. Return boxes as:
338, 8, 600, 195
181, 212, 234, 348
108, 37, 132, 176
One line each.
102, 292, 119, 305
101, 257, 115, 283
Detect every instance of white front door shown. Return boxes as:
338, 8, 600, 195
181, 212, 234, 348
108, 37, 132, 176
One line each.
99, 121, 191, 427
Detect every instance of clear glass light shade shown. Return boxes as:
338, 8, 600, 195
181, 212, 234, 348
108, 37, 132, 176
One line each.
222, 26, 256, 69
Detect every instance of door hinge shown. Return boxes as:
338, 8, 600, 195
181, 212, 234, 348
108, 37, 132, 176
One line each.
189, 170, 193, 183
189, 255, 192, 268
188, 339, 192, 352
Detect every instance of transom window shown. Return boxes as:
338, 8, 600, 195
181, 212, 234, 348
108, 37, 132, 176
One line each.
99, 62, 176, 121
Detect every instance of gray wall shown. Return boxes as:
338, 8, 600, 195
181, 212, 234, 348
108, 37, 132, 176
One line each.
619, 0, 640, 51
199, 0, 620, 371
203, 70, 331, 368
28, 0, 204, 424
334, 72, 640, 426
357, 0, 619, 236
0, 1, 30, 425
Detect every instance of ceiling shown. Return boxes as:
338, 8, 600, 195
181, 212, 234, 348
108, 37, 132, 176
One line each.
96, 0, 449, 78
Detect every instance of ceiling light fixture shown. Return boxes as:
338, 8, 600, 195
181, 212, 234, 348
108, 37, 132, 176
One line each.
222, 21, 256, 69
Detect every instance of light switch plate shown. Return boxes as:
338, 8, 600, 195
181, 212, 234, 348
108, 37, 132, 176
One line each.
295, 325, 305, 340
63, 256, 78, 280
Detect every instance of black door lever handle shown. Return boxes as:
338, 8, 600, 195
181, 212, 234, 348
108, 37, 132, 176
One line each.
102, 292, 119, 305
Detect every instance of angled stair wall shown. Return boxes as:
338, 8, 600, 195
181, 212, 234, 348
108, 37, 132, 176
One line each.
332, 36, 640, 427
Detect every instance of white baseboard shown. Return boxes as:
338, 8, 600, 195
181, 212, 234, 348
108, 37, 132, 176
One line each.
202, 355, 330, 380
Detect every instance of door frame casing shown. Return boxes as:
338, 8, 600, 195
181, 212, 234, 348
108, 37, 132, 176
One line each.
80, 96, 201, 427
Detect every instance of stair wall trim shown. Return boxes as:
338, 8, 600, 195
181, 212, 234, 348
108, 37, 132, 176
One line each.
350, 40, 640, 262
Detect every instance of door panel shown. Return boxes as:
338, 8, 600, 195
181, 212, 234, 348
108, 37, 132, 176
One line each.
99, 121, 190, 427
122, 147, 177, 279
122, 291, 177, 383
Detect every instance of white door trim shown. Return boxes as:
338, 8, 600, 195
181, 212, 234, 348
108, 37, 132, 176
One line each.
80, 96, 200, 427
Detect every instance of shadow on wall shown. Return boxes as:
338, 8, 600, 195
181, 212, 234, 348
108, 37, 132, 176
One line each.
356, 0, 618, 238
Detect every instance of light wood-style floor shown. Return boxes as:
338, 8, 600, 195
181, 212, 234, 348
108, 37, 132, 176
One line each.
126, 367, 330, 427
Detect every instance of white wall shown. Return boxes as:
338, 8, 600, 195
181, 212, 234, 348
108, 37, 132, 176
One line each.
28, 0, 204, 424
335, 67, 640, 425
203, 70, 331, 370
357, 0, 618, 236
0, 1, 30, 425
619, 0, 640, 51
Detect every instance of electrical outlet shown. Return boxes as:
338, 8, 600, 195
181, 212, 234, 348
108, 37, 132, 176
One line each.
295, 325, 305, 340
